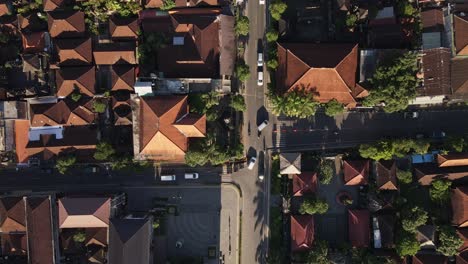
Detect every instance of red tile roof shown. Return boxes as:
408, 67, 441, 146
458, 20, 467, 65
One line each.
112, 94, 132, 126
414, 163, 468, 185
85, 228, 108, 247
348, 209, 370, 247
412, 254, 448, 264
47, 11, 85, 38
290, 215, 314, 252
0, 197, 26, 233
376, 160, 398, 190
55, 38, 92, 65
451, 58, 468, 97
458, 228, 468, 252
138, 96, 206, 161
1, 234, 27, 255
292, 172, 317, 196
343, 160, 369, 185
421, 9, 444, 32
93, 43, 136, 65
43, 0, 64, 11
0, 1, 8, 16
111, 65, 135, 91
30, 98, 95, 127
418, 48, 451, 96
438, 153, 468, 167
454, 14, 468, 56
22, 31, 45, 53
26, 197, 55, 264
109, 16, 138, 39
56, 66, 96, 97
276, 43, 366, 106
458, 251, 468, 264
58, 197, 110, 228
453, 187, 468, 227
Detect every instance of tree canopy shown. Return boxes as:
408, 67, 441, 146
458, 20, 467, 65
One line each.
236, 61, 250, 82
269, 0, 287, 21
185, 134, 236, 166
266, 28, 279, 43
235, 16, 250, 36
363, 52, 418, 113
429, 179, 452, 204
401, 206, 428, 233
160, 0, 176, 10
359, 138, 430, 160
318, 160, 334, 184
56, 155, 77, 174
94, 142, 116, 161
396, 169, 413, 184
230, 94, 246, 112
269, 90, 319, 118
323, 99, 344, 117
437, 225, 464, 256
306, 240, 330, 264
299, 198, 329, 215
93, 100, 107, 113
443, 136, 466, 153
395, 231, 420, 257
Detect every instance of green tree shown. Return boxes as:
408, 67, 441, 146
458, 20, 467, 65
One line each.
201, 91, 220, 109
395, 231, 420, 257
266, 58, 279, 70
185, 134, 229, 166
235, 16, 250, 36
437, 225, 464, 256
364, 52, 418, 113
236, 61, 250, 82
160, 0, 176, 10
269, 0, 287, 21
429, 179, 452, 203
93, 100, 107, 113
345, 13, 358, 28
397, 169, 413, 184
411, 139, 430, 154
73, 230, 86, 243
230, 94, 246, 112
93, 142, 116, 161
306, 240, 330, 264
266, 28, 279, 43
323, 99, 344, 117
269, 90, 319, 118
110, 155, 132, 170
185, 150, 208, 167
443, 136, 466, 153
299, 198, 329, 215
56, 155, 77, 174
359, 138, 424, 161
401, 206, 428, 233
397, 1, 416, 17
318, 160, 334, 184
70, 92, 82, 102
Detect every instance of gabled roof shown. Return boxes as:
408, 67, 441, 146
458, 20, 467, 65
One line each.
138, 96, 206, 161
18, 14, 42, 32
55, 38, 92, 65
30, 98, 94, 127
457, 251, 468, 264
454, 14, 468, 56
421, 9, 444, 33
56, 66, 96, 97
22, 54, 41, 72
343, 160, 369, 185
0, 1, 9, 16
452, 187, 468, 227
414, 163, 468, 185
1, 234, 27, 255
85, 228, 108, 247
438, 153, 468, 167
376, 214, 395, 248
292, 172, 317, 196
47, 11, 85, 38
290, 215, 314, 252
416, 225, 436, 249
419, 48, 451, 96
111, 65, 135, 91
280, 153, 301, 174
412, 254, 448, 264
22, 31, 45, 53
26, 196, 55, 264
58, 197, 110, 228
376, 160, 398, 190
144, 0, 163, 8
348, 209, 370, 247
276, 43, 366, 106
109, 16, 138, 39
108, 218, 152, 264
451, 58, 468, 97
458, 228, 468, 252
93, 43, 136, 65
43, 0, 64, 11
0, 197, 26, 233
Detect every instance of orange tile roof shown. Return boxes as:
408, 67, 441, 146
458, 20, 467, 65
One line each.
109, 16, 138, 39
290, 215, 314, 252
112, 94, 132, 126
43, 0, 64, 11
376, 160, 398, 190
1, 234, 27, 255
55, 38, 92, 65
458, 228, 468, 252
14, 120, 29, 163
93, 44, 136, 65
0, 197, 26, 233
22, 31, 45, 53
47, 11, 85, 38
453, 187, 468, 227
343, 160, 369, 185
56, 66, 96, 97
438, 153, 468, 167
85, 228, 108, 247
0, 2, 8, 16
26, 197, 54, 264
58, 197, 110, 228
30, 98, 95, 127
139, 96, 206, 161
276, 43, 365, 106
144, 0, 163, 8
111, 65, 135, 91
454, 15, 468, 56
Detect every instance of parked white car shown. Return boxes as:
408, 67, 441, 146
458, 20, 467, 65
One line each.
257, 52, 264, 67
259, 0, 265, 4
161, 175, 176, 181
257, 71, 263, 86
184, 173, 199, 179
247, 157, 257, 170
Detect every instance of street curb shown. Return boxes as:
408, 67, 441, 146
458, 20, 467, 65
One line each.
221, 183, 242, 264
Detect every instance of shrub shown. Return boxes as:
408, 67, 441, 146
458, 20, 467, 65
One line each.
299, 198, 329, 215
70, 92, 82, 102
235, 16, 250, 36
318, 160, 334, 184
324, 99, 344, 117
266, 28, 279, 43
437, 225, 464, 256
345, 13, 358, 28
236, 61, 250, 82
397, 169, 413, 184
73, 230, 86, 243
93, 100, 107, 113
230, 94, 246, 112
56, 155, 77, 174
266, 58, 279, 70
93, 142, 116, 161
401, 206, 428, 233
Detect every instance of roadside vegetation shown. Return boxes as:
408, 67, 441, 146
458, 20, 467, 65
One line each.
269, 90, 319, 118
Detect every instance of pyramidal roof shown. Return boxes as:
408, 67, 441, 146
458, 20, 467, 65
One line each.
58, 197, 110, 228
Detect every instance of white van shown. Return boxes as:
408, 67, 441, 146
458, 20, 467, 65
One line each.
257, 71, 263, 86
184, 173, 199, 179
247, 157, 257, 170
161, 175, 176, 181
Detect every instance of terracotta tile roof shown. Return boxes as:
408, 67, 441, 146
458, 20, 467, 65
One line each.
22, 31, 45, 53
14, 120, 29, 163
173, 113, 206, 137
144, 0, 163, 8
0, 1, 8, 16
93, 43, 136, 65
109, 16, 138, 39
376, 160, 398, 190
292, 172, 317, 196
55, 38, 92, 65
412, 254, 448, 264
376, 214, 395, 248
18, 14, 43, 32
25, 126, 98, 161
1, 234, 27, 255
458, 251, 468, 264
437, 153, 468, 167
0, 197, 26, 233
453, 187, 468, 227
88, 245, 106, 264
276, 43, 365, 106
348, 209, 370, 247
111, 65, 135, 91
30, 98, 95, 127
421, 9, 444, 32
138, 96, 206, 161
112, 94, 132, 126
58, 197, 110, 228
451, 58, 468, 97
343, 160, 369, 185
454, 14, 468, 56
85, 228, 108, 247
290, 215, 314, 252
47, 11, 85, 38
43, 0, 64, 11
26, 197, 54, 264
418, 48, 451, 96
56, 66, 96, 97
414, 163, 468, 185
416, 225, 436, 249
458, 228, 468, 252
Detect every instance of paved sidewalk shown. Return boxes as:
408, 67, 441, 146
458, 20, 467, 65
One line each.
220, 183, 241, 264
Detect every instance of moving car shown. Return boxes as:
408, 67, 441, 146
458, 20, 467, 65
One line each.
247, 157, 257, 170
257, 52, 264, 67
184, 173, 199, 179
258, 174, 264, 181
257, 71, 263, 86
259, 0, 265, 4
161, 175, 176, 181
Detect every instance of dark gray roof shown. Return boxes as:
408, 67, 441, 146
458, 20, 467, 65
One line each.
219, 15, 235, 76
108, 218, 152, 264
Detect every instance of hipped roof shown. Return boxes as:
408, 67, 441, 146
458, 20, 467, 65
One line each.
376, 160, 398, 190
280, 153, 301, 174
348, 209, 370, 247
292, 172, 317, 196
47, 11, 85, 38
452, 187, 468, 227
58, 197, 110, 228
30, 98, 94, 127
343, 160, 369, 185
290, 215, 314, 252
438, 153, 468, 167
454, 14, 468, 56
26, 197, 54, 264
56, 66, 96, 97
414, 163, 468, 185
